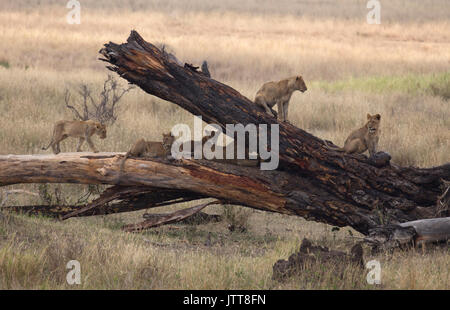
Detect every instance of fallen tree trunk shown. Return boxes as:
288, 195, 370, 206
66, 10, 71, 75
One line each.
1, 31, 449, 243
364, 217, 450, 252
97, 31, 449, 230
0, 153, 359, 226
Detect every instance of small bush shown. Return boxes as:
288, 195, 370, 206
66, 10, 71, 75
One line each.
64, 75, 134, 125
222, 205, 252, 233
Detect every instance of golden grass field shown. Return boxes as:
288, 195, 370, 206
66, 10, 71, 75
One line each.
0, 0, 449, 289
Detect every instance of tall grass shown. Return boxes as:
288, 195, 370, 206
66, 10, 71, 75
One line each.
315, 72, 450, 95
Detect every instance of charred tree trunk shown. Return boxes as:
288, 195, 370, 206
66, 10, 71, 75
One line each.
96, 31, 448, 232
1, 31, 449, 242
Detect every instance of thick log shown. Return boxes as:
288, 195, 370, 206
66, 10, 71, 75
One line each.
400, 217, 450, 243
0, 153, 288, 213
97, 31, 449, 231
0, 151, 447, 238
1, 153, 369, 231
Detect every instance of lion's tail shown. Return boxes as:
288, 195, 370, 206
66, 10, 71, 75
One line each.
119, 152, 131, 173
41, 139, 53, 151
113, 152, 130, 185
42, 125, 58, 151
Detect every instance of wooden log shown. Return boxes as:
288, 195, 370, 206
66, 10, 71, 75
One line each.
1, 152, 370, 232
364, 217, 450, 252
0, 152, 448, 238
0, 153, 288, 214
400, 217, 450, 244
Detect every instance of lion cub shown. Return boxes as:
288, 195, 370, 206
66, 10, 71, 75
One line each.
42, 120, 107, 154
324, 113, 381, 157
126, 133, 175, 158
120, 132, 175, 170
254, 75, 307, 122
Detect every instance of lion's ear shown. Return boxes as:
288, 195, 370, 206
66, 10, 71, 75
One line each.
375, 114, 381, 120
367, 113, 371, 119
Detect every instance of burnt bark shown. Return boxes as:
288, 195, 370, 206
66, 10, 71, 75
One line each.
96, 30, 449, 234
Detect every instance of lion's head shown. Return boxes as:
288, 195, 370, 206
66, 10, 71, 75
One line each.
295, 75, 307, 93
162, 132, 175, 147
95, 123, 107, 139
366, 114, 381, 134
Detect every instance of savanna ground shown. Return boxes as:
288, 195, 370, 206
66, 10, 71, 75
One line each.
0, 0, 449, 289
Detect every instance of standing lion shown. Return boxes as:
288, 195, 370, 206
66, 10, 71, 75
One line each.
254, 75, 307, 122
42, 120, 107, 154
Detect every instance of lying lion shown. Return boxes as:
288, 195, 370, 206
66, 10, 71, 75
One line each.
119, 132, 176, 170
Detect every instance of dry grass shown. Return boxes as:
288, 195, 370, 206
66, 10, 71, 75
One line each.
0, 0, 449, 289
0, 208, 448, 289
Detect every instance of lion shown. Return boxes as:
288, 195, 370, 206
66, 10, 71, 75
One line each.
324, 113, 381, 157
42, 120, 107, 154
254, 75, 307, 122
119, 132, 175, 171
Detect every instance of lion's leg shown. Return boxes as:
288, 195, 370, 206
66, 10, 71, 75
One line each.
343, 139, 365, 154
53, 141, 62, 154
283, 101, 290, 122
76, 138, 85, 152
86, 136, 99, 153
51, 142, 58, 154
52, 134, 67, 154
255, 97, 275, 117
367, 139, 377, 157
277, 101, 285, 122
